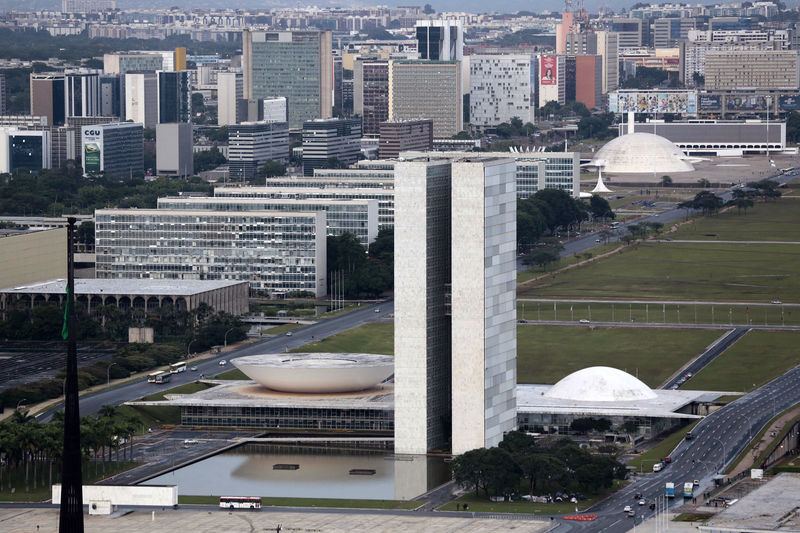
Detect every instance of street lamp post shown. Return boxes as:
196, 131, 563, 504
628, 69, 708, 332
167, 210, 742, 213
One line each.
711, 437, 727, 471
187, 338, 196, 358
106, 362, 117, 385
224, 327, 235, 348
16, 398, 26, 410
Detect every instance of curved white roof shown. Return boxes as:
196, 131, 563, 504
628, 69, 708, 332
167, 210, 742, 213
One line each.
544, 366, 657, 402
590, 132, 694, 174
231, 353, 393, 394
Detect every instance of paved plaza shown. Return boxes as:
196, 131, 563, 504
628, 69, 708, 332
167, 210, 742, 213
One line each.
0, 508, 554, 533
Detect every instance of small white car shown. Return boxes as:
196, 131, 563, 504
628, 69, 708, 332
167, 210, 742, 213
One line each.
638, 499, 646, 506
286, 331, 293, 336
374, 308, 381, 313
579, 319, 591, 324
183, 439, 198, 445
218, 360, 226, 366
190, 366, 198, 371
623, 505, 632, 513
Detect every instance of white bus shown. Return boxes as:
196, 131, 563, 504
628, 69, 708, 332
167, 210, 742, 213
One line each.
170, 362, 187, 374
219, 496, 261, 509
147, 371, 171, 384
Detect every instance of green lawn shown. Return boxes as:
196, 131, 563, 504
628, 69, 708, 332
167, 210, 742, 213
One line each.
263, 323, 302, 335
143, 381, 214, 402
214, 368, 249, 380
178, 495, 421, 510
686, 330, 800, 392
670, 198, 800, 242
292, 322, 394, 355
518, 241, 800, 303
517, 326, 721, 386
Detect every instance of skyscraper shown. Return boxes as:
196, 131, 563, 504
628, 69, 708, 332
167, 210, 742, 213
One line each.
65, 69, 101, 118
415, 20, 463, 61
469, 55, 534, 129
242, 29, 332, 129
125, 72, 158, 128
353, 57, 389, 136
217, 72, 243, 126
30, 74, 66, 126
388, 60, 462, 138
0, 73, 6, 115
394, 156, 517, 455
157, 70, 191, 123
81, 122, 143, 178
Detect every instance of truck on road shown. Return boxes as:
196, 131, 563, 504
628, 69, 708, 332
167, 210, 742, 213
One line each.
665, 482, 675, 498
684, 482, 694, 498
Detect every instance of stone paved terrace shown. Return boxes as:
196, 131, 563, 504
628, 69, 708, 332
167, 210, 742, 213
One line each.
0, 507, 554, 533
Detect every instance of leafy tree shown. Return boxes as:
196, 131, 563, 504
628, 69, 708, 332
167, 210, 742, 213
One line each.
193, 146, 226, 173
691, 72, 705, 87
660, 175, 673, 186
452, 448, 488, 494
523, 247, 560, 270
423, 3, 435, 14
690, 190, 724, 215
577, 113, 615, 140
452, 130, 473, 140
697, 178, 710, 188
786, 111, 800, 143
323, 157, 348, 169
76, 221, 95, 248
482, 447, 522, 498
258, 160, 286, 179
368, 228, 394, 267
588, 195, 615, 220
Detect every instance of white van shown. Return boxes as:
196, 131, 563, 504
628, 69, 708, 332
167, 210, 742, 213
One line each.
653, 462, 663, 472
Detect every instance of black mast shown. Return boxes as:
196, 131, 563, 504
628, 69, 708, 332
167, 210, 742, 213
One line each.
59, 217, 84, 533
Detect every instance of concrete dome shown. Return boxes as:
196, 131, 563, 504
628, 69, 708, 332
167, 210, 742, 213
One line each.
231, 353, 393, 394
544, 366, 657, 402
590, 132, 694, 174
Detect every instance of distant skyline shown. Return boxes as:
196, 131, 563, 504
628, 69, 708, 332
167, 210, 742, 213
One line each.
2, 0, 798, 16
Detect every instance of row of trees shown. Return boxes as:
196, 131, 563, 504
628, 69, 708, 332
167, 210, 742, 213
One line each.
452, 431, 626, 500
0, 166, 212, 216
327, 229, 394, 298
0, 405, 139, 493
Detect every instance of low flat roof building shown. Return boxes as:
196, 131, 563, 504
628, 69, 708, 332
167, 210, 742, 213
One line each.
156, 195, 379, 245
0, 278, 249, 316
95, 208, 327, 297
626, 120, 786, 155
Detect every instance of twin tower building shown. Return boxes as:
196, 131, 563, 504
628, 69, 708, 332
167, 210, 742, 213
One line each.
394, 156, 518, 456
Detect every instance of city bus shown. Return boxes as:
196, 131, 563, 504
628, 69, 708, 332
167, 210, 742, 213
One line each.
170, 362, 187, 374
147, 371, 171, 384
219, 496, 261, 509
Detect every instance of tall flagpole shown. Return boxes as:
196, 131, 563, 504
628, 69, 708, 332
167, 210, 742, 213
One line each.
59, 217, 84, 533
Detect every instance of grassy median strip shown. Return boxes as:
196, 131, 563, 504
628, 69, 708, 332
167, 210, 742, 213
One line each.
687, 330, 800, 392
292, 322, 394, 355
669, 198, 800, 242
627, 422, 698, 473
178, 495, 422, 510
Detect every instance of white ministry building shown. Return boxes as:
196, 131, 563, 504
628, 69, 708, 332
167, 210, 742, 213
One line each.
394, 156, 517, 455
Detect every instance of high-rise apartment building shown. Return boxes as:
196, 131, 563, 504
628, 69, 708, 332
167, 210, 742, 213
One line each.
302, 118, 362, 176
394, 156, 517, 455
388, 60, 462, 138
228, 121, 290, 181
61, 0, 114, 12
81, 122, 143, 177
415, 20, 463, 61
704, 49, 800, 90
217, 72, 243, 126
353, 58, 389, 136
378, 119, 433, 159
242, 30, 332, 129
125, 72, 158, 128
157, 70, 191, 123
30, 74, 66, 126
469, 55, 533, 128
156, 122, 193, 177
575, 55, 602, 109
95, 208, 327, 297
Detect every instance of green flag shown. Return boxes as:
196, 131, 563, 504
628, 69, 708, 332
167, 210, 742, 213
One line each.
62, 286, 70, 340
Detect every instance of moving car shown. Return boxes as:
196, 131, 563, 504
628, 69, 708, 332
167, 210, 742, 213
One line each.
219, 360, 227, 366
286, 331, 293, 336
623, 505, 632, 512
374, 308, 381, 313
638, 499, 646, 506
190, 366, 198, 371
579, 319, 591, 324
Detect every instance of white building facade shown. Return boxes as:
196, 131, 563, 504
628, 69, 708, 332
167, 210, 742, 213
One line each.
469, 55, 534, 128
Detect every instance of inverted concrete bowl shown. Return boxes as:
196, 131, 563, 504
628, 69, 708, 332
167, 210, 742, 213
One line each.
230, 353, 394, 393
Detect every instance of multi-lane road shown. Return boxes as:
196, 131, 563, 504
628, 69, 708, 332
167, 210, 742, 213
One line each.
38, 301, 393, 421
